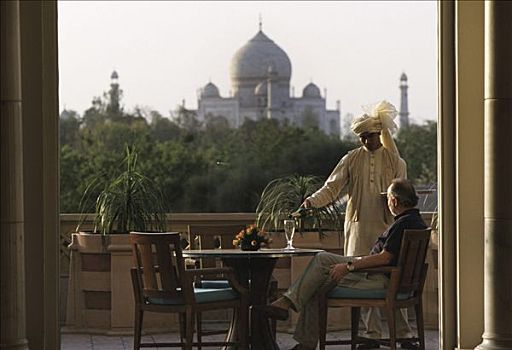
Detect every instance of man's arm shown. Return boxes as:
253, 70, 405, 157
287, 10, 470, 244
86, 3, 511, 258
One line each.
329, 250, 394, 282
306, 153, 351, 208
397, 157, 407, 179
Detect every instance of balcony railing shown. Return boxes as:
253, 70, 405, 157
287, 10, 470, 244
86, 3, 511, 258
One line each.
59, 211, 435, 273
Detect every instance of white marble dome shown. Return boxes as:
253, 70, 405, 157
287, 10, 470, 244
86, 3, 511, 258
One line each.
230, 30, 292, 82
202, 82, 220, 98
303, 82, 321, 98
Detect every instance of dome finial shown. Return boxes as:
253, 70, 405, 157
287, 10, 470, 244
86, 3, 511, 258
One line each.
258, 13, 262, 31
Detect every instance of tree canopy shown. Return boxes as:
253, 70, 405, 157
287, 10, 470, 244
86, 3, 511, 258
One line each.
59, 78, 437, 213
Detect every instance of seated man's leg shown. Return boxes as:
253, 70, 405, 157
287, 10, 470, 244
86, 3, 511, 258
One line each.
293, 291, 322, 349
362, 306, 383, 340
396, 308, 413, 339
284, 252, 349, 312
285, 252, 349, 348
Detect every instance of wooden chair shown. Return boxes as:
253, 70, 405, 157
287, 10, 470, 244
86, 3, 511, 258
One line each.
187, 224, 278, 341
187, 224, 246, 272
318, 229, 432, 350
186, 224, 245, 343
130, 232, 248, 350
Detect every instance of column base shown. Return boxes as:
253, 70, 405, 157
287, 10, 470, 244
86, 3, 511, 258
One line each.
475, 337, 512, 350
0, 339, 29, 350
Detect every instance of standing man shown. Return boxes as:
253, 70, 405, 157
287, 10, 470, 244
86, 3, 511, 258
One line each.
302, 100, 408, 344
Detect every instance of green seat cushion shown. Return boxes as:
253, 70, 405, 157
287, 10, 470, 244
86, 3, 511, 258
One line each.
147, 287, 238, 305
328, 287, 411, 300
198, 280, 231, 289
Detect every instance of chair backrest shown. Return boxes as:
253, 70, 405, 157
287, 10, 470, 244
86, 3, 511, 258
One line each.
131, 232, 193, 301
187, 224, 246, 268
396, 228, 432, 294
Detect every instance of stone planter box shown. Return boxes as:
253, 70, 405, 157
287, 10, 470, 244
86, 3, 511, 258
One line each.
64, 232, 179, 335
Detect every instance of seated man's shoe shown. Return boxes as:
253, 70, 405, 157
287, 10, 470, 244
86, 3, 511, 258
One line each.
400, 340, 420, 349
252, 305, 289, 321
357, 339, 381, 349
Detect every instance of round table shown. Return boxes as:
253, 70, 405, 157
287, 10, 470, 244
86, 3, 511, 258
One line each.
183, 248, 323, 350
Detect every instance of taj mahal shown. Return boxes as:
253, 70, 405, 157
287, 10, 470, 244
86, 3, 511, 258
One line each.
193, 24, 342, 136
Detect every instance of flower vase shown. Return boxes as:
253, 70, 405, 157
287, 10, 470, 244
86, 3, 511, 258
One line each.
240, 240, 260, 251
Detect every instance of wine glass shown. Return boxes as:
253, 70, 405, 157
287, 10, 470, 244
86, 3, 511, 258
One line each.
283, 219, 296, 250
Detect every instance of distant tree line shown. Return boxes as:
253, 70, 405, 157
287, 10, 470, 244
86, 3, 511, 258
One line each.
59, 80, 437, 213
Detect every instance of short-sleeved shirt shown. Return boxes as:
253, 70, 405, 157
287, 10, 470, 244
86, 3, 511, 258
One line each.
369, 208, 427, 265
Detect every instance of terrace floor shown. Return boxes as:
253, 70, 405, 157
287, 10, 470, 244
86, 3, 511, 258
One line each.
61, 328, 439, 349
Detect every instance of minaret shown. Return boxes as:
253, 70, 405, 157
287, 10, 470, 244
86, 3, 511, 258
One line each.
107, 70, 122, 115
399, 72, 410, 128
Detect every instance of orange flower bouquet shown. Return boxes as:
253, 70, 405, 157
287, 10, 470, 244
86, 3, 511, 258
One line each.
232, 224, 271, 251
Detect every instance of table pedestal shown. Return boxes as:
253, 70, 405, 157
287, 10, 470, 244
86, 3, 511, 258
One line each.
223, 257, 279, 350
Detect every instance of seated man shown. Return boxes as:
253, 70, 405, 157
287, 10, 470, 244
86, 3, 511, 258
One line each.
264, 178, 428, 350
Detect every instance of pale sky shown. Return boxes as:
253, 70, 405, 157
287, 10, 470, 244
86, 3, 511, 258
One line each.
58, 1, 437, 123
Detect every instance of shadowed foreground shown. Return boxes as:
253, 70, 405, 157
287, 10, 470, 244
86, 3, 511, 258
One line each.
61, 328, 439, 349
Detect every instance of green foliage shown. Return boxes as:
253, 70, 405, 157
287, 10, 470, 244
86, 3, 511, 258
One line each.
396, 121, 437, 185
150, 112, 182, 141
60, 116, 437, 214
76, 146, 168, 234
60, 145, 88, 211
255, 175, 344, 234
301, 106, 320, 130
59, 110, 81, 147
172, 105, 201, 132
60, 76, 436, 214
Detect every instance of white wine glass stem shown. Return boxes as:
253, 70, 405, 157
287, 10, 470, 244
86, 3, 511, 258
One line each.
284, 219, 295, 250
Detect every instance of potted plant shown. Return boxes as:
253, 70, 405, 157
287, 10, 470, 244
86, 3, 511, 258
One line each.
76, 145, 167, 236
255, 174, 344, 236
66, 146, 171, 333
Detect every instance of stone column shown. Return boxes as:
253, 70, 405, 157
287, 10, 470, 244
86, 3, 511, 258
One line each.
438, 1, 457, 348
0, 1, 29, 349
476, 1, 512, 349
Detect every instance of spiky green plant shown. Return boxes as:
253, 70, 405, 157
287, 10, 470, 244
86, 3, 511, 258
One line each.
255, 174, 343, 235
76, 146, 167, 234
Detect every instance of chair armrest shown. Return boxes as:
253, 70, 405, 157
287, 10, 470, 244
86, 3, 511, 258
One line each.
357, 266, 398, 274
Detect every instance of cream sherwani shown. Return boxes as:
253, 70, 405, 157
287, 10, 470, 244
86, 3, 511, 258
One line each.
307, 145, 407, 256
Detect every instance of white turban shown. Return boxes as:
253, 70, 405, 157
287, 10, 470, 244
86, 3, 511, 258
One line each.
350, 113, 383, 135
350, 100, 400, 155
